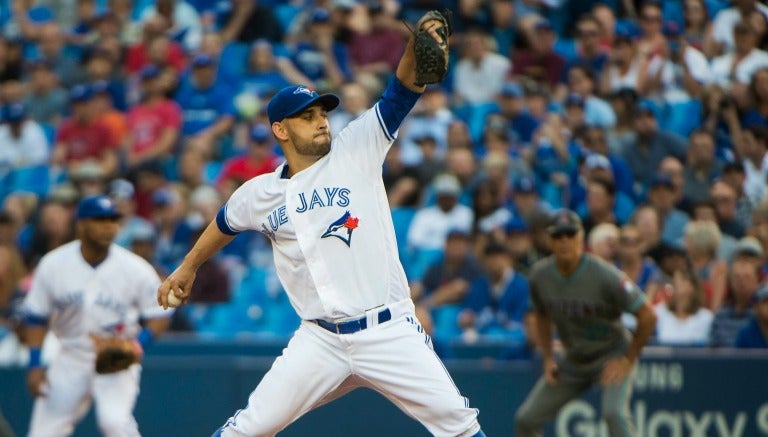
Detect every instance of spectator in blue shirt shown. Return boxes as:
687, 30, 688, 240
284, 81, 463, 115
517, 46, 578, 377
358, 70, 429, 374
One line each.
282, 8, 351, 91
488, 82, 540, 148
237, 39, 295, 99
175, 53, 236, 156
461, 242, 530, 341
735, 283, 768, 348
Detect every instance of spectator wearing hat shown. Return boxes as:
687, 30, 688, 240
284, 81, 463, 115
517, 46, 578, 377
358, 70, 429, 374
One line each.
503, 217, 540, 276
510, 175, 550, 226
407, 173, 474, 255
216, 123, 281, 193
471, 178, 513, 241
399, 86, 453, 166
561, 15, 609, 83
21, 59, 68, 125
577, 125, 634, 198
110, 178, 154, 250
460, 242, 530, 346
642, 20, 711, 115
710, 0, 768, 57
684, 129, 724, 205
91, 80, 128, 148
453, 28, 511, 107
149, 185, 187, 272
280, 8, 351, 91
565, 64, 616, 129
411, 132, 447, 187
562, 92, 587, 131
658, 156, 695, 214
175, 54, 236, 157
0, 103, 49, 177
734, 283, 768, 348
53, 85, 118, 177
600, 27, 643, 95
84, 49, 128, 110
124, 65, 183, 170
511, 19, 566, 89
139, 0, 203, 51
488, 82, 540, 147
647, 173, 690, 244
711, 21, 768, 90
620, 100, 686, 196
711, 255, 762, 345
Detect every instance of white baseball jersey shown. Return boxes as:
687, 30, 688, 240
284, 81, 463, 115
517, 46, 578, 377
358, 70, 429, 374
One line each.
219, 101, 410, 321
23, 241, 168, 350
214, 80, 482, 437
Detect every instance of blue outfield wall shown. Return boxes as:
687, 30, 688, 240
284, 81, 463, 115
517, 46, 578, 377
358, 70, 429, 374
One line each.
1, 339, 767, 437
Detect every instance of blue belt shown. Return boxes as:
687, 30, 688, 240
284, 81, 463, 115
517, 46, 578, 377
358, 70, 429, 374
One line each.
313, 308, 392, 334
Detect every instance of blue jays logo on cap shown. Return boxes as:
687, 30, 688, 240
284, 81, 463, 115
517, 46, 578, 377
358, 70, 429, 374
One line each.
267, 85, 340, 124
76, 195, 122, 220
321, 211, 359, 247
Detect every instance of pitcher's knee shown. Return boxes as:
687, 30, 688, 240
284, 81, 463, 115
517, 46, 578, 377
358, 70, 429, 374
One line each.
97, 413, 137, 437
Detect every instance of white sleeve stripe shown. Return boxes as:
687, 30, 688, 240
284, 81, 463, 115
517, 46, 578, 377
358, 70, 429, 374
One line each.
375, 103, 394, 142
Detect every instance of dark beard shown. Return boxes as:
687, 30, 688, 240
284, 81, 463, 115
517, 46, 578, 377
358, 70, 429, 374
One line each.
292, 132, 331, 157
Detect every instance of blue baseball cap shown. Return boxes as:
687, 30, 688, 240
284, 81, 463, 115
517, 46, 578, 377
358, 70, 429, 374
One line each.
311, 8, 331, 24
564, 93, 585, 108
505, 217, 529, 234
69, 84, 93, 103
535, 19, 554, 32
76, 195, 122, 220
90, 80, 110, 95
139, 64, 162, 81
636, 99, 658, 118
649, 174, 675, 190
3, 103, 26, 123
191, 53, 215, 68
513, 176, 537, 194
250, 123, 271, 142
500, 82, 524, 98
267, 85, 340, 124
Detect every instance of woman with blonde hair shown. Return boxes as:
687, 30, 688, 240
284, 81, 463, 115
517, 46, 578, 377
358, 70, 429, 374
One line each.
684, 220, 728, 310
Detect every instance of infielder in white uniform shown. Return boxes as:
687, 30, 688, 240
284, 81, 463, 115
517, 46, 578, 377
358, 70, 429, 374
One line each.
157, 13, 485, 437
23, 195, 172, 437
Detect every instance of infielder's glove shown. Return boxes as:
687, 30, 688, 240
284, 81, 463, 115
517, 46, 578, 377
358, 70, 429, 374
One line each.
93, 337, 142, 374
412, 9, 452, 86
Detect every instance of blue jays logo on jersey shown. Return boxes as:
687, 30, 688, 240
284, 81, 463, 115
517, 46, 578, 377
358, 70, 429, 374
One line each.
321, 211, 359, 247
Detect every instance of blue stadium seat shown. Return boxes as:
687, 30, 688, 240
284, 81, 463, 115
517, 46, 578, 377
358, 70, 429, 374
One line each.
391, 207, 416, 264
219, 43, 249, 82
203, 161, 223, 185
5, 165, 50, 198
40, 123, 56, 148
553, 38, 577, 62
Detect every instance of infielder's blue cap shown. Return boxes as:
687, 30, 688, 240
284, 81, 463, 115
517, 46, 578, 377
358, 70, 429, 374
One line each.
267, 85, 340, 124
76, 195, 122, 220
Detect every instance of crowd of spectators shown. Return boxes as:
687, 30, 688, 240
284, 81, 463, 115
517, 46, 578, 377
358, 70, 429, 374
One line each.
1, 0, 768, 363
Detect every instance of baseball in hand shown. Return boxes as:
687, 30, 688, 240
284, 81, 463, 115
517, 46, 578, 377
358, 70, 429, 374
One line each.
167, 290, 183, 308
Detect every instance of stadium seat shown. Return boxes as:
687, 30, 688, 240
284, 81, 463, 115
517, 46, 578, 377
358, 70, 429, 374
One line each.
5, 165, 50, 198
391, 207, 417, 265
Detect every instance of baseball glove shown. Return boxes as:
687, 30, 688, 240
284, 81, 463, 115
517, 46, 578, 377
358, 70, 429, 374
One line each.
94, 337, 142, 374
412, 9, 452, 86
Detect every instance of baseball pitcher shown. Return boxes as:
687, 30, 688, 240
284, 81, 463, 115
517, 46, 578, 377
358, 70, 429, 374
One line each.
157, 10, 487, 437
